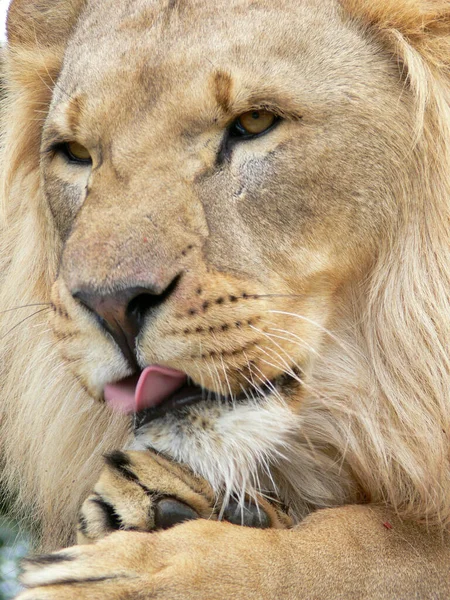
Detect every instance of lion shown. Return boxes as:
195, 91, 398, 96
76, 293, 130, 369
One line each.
0, 0, 449, 597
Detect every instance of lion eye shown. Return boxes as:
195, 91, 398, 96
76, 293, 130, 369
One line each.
64, 142, 92, 164
231, 110, 277, 137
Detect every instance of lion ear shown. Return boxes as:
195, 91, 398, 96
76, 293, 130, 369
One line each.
7, 0, 86, 48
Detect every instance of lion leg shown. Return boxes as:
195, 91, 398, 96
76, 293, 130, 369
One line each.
18, 505, 450, 600
77, 449, 292, 544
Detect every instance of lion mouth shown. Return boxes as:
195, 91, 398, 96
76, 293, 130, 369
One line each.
104, 365, 299, 428
104, 366, 187, 414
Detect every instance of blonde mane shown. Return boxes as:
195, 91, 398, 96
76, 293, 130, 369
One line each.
337, 0, 450, 525
0, 0, 449, 550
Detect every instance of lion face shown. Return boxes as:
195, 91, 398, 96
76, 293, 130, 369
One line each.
43, 0, 415, 494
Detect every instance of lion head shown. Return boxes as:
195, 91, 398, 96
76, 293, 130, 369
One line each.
1, 0, 449, 549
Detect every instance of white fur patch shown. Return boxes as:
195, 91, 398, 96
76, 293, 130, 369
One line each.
129, 396, 300, 509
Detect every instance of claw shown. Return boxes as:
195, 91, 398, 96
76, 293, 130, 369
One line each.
154, 498, 200, 530
222, 500, 271, 529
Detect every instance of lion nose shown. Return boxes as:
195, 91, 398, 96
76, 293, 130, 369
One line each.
73, 277, 180, 368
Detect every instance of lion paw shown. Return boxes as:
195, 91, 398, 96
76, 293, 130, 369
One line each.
77, 449, 292, 543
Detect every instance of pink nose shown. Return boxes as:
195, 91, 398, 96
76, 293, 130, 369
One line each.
73, 277, 180, 368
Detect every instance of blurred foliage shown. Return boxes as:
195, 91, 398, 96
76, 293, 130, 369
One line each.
0, 518, 29, 599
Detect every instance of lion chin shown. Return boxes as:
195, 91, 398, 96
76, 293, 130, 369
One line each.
0, 0, 449, 567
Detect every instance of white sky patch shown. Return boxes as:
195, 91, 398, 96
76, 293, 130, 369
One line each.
0, 0, 10, 43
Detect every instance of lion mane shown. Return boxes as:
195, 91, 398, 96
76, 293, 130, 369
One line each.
0, 0, 449, 550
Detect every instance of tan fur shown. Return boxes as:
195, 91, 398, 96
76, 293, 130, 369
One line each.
16, 450, 450, 598
17, 507, 450, 599
1, 0, 450, 596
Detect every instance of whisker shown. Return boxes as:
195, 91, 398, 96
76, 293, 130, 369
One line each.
243, 351, 259, 394
209, 354, 225, 398
255, 487, 284, 504
251, 324, 303, 365
240, 362, 285, 412
1, 307, 51, 341
250, 328, 304, 385
267, 310, 359, 356
233, 390, 292, 471
196, 340, 207, 402
248, 359, 286, 404
253, 338, 296, 376
238, 381, 260, 408
260, 326, 349, 401
219, 354, 235, 405
0, 303, 52, 315
239, 370, 257, 406
248, 472, 263, 523
203, 356, 219, 403
257, 320, 364, 397
258, 453, 281, 496
238, 371, 262, 399
239, 367, 266, 398
265, 324, 320, 357
248, 293, 305, 300
253, 341, 327, 401
207, 329, 228, 396
252, 329, 320, 388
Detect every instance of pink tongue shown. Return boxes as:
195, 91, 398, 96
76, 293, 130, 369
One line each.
104, 366, 187, 414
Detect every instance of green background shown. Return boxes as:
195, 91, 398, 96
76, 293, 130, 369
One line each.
0, 518, 28, 599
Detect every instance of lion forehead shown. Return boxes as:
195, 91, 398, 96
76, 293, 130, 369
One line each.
61, 0, 370, 104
